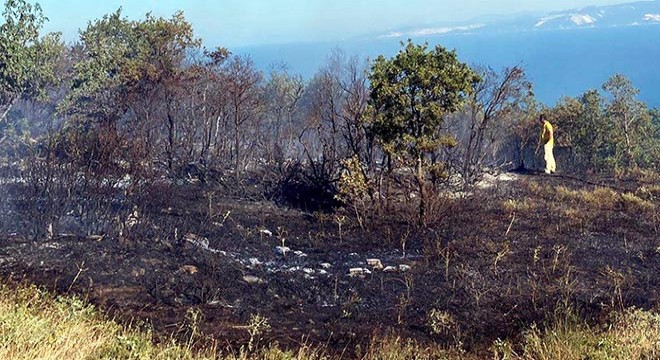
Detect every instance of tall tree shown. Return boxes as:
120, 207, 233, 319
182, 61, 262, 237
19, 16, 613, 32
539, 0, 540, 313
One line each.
59, 9, 199, 171
554, 90, 612, 170
263, 65, 304, 165
0, 0, 62, 136
460, 65, 531, 184
602, 74, 650, 168
368, 41, 477, 223
648, 108, 660, 170
224, 55, 263, 180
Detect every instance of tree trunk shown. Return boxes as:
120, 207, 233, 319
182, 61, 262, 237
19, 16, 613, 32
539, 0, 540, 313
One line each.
167, 108, 175, 171
622, 116, 634, 166
234, 114, 241, 181
0, 97, 18, 144
384, 153, 392, 212
416, 152, 426, 225
0, 102, 14, 124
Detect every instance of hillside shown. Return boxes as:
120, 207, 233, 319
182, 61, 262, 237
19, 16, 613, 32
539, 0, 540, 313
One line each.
1, 1, 659, 358
1, 170, 658, 357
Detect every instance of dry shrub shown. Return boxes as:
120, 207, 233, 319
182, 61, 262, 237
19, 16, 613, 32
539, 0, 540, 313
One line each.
502, 197, 535, 213
1, 281, 658, 359
581, 187, 619, 209
607, 308, 660, 358
554, 186, 580, 204
335, 155, 374, 227
562, 207, 588, 231
620, 168, 660, 184
428, 309, 459, 339
638, 185, 660, 201
527, 181, 553, 197
554, 186, 619, 210
620, 192, 656, 213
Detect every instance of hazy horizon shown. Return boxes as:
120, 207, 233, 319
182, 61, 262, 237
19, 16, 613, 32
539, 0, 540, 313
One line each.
38, 0, 640, 47
23, 0, 660, 107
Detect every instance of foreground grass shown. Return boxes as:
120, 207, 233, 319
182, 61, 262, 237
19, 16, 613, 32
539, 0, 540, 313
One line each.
0, 282, 658, 359
0, 283, 217, 360
517, 308, 660, 360
491, 308, 660, 360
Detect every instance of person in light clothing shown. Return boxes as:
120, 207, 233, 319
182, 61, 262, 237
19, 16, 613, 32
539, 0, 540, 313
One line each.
536, 114, 556, 174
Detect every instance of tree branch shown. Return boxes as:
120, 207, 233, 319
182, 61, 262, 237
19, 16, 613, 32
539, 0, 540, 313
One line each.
0, 97, 18, 124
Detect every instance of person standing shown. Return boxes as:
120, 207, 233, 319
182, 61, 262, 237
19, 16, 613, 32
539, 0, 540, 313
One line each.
536, 114, 556, 174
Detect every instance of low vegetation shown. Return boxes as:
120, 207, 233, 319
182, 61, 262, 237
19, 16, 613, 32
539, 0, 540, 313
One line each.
0, 282, 215, 360
1, 282, 657, 359
520, 308, 660, 360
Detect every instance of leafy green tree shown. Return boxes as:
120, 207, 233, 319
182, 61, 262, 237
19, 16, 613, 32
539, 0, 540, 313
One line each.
62, 10, 196, 117
547, 75, 655, 172
59, 9, 199, 171
368, 41, 477, 223
651, 108, 660, 135
602, 74, 651, 168
551, 90, 613, 171
573, 90, 610, 168
0, 0, 62, 137
650, 109, 660, 169
638, 107, 660, 170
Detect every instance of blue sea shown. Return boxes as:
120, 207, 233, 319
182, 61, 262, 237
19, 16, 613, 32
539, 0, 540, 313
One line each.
236, 25, 660, 108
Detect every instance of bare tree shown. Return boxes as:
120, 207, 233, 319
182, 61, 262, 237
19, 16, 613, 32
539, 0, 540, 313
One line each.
263, 65, 304, 166
224, 55, 264, 180
297, 50, 373, 185
457, 66, 532, 184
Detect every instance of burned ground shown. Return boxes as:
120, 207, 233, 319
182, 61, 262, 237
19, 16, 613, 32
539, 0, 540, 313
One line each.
0, 172, 658, 356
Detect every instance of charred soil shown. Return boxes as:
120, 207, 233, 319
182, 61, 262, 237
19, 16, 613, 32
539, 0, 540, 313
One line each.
0, 172, 658, 356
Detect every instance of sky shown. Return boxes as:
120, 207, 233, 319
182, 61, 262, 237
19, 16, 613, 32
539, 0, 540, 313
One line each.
37, 0, 633, 47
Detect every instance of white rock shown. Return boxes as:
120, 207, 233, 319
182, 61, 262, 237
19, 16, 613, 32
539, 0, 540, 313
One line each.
497, 173, 519, 182
293, 250, 308, 257
366, 258, 384, 270
349, 268, 364, 276
184, 233, 209, 249
40, 242, 63, 250
320, 263, 332, 269
248, 258, 262, 267
274, 246, 291, 256
207, 299, 223, 307
259, 229, 273, 237
398, 264, 412, 272
242, 275, 264, 285
383, 266, 397, 273
183, 233, 226, 254
348, 268, 372, 277
288, 266, 302, 273
476, 173, 498, 189
125, 208, 139, 228
178, 265, 198, 275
